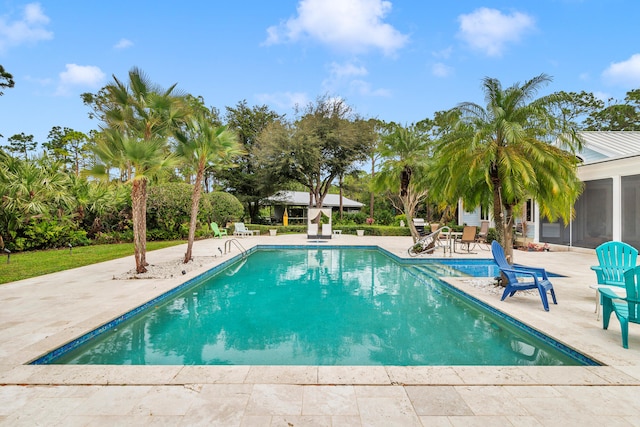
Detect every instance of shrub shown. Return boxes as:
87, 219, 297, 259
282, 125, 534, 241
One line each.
337, 211, 367, 225
8, 219, 90, 251
205, 191, 244, 225
147, 183, 194, 234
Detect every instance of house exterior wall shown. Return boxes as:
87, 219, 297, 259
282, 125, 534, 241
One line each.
459, 206, 482, 227
539, 155, 640, 250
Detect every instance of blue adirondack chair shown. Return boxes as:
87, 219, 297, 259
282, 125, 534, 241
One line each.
591, 242, 638, 316
601, 265, 640, 348
491, 241, 557, 311
210, 222, 228, 238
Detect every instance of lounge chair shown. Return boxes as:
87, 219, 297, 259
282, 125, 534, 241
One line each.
476, 221, 490, 250
458, 225, 478, 253
234, 222, 259, 237
307, 223, 318, 239
408, 228, 442, 256
491, 241, 557, 311
307, 208, 332, 239
601, 265, 640, 348
210, 222, 228, 238
590, 241, 638, 318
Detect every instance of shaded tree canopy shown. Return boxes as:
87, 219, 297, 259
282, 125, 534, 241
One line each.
0, 64, 14, 96
256, 96, 375, 208
218, 100, 283, 221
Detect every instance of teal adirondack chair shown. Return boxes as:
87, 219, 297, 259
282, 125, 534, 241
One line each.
601, 265, 640, 348
210, 222, 228, 238
590, 241, 638, 317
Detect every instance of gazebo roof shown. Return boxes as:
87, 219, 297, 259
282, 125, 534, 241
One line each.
265, 191, 364, 208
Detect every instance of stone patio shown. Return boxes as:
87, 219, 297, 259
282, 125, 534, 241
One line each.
1, 234, 639, 426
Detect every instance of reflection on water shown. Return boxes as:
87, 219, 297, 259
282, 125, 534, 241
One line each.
53, 249, 580, 366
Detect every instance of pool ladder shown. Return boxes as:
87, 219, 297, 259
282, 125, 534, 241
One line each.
224, 239, 248, 258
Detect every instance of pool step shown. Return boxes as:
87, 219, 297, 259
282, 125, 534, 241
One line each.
411, 263, 464, 278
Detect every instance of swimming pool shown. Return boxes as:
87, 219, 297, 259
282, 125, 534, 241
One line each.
35, 246, 596, 366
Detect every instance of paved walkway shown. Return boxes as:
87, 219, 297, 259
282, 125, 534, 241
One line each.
1, 234, 639, 426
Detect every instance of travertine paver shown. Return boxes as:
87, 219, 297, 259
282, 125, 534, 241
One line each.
1, 235, 640, 426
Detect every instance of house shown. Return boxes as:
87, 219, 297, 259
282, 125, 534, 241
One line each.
541, 131, 640, 250
459, 131, 640, 251
264, 190, 364, 225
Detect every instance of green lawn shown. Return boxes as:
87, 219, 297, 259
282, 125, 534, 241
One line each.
0, 240, 186, 285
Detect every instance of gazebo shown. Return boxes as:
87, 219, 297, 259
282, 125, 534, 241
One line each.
264, 190, 364, 225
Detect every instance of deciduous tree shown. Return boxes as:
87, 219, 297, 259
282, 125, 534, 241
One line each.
256, 96, 374, 209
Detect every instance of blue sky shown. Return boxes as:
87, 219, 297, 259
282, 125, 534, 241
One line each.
1, 0, 640, 148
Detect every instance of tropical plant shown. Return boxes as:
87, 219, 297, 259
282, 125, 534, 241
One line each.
89, 67, 188, 273
373, 124, 433, 242
431, 74, 583, 261
175, 109, 244, 263
0, 153, 80, 250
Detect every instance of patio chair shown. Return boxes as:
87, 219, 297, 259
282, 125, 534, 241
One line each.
234, 222, 258, 237
408, 228, 442, 257
590, 241, 638, 319
210, 222, 228, 238
458, 225, 478, 253
601, 265, 640, 348
491, 241, 557, 311
307, 223, 318, 239
321, 223, 332, 238
476, 221, 490, 250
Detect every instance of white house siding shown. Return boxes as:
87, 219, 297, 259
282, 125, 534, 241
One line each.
460, 206, 482, 227
578, 155, 640, 250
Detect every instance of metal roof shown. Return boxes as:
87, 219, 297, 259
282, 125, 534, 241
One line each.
577, 131, 640, 164
265, 191, 364, 208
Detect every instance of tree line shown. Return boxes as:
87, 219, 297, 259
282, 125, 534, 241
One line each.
2, 64, 640, 267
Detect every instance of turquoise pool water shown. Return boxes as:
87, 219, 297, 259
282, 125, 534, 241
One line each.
44, 247, 591, 366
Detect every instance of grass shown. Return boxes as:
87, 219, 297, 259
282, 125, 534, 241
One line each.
0, 240, 186, 285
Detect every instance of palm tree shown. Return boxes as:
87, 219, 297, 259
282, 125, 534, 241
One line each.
431, 74, 582, 261
93, 68, 187, 273
175, 112, 244, 264
372, 124, 432, 242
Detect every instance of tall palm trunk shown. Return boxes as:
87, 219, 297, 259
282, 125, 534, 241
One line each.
184, 165, 204, 263
491, 173, 516, 263
132, 178, 148, 273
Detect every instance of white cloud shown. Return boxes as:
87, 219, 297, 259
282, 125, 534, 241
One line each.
256, 91, 309, 111
457, 8, 535, 57
593, 91, 611, 102
349, 79, 390, 97
264, 0, 408, 56
328, 61, 368, 79
321, 60, 389, 97
602, 54, 640, 87
432, 47, 453, 59
0, 2, 53, 52
56, 64, 105, 96
432, 62, 453, 78
114, 38, 133, 49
